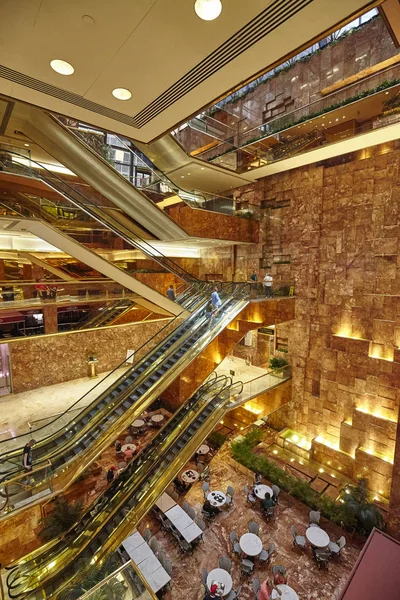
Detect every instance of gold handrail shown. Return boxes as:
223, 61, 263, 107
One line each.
76, 560, 157, 600
8, 378, 233, 596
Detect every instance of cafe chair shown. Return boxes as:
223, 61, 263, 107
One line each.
248, 520, 260, 535
202, 481, 210, 498
259, 549, 269, 564
309, 510, 321, 526
241, 558, 254, 576
124, 435, 133, 444
230, 531, 239, 551
272, 565, 287, 579
149, 537, 159, 554
201, 568, 208, 590
272, 484, 281, 503
219, 556, 232, 573
252, 577, 261, 600
291, 525, 307, 550
313, 548, 330, 569
233, 542, 241, 558
182, 501, 190, 513
244, 484, 256, 504
328, 535, 346, 557
164, 559, 173, 577
267, 543, 275, 559
187, 506, 196, 521
143, 527, 152, 542
226, 586, 242, 600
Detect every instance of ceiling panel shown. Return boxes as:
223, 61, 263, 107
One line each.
0, 0, 379, 142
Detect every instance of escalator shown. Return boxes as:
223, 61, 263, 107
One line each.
77, 298, 135, 329
0, 284, 249, 515
0, 149, 194, 283
5, 374, 242, 599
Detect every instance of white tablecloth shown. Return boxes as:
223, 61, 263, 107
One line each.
121, 444, 136, 453
207, 490, 226, 507
271, 584, 299, 600
207, 568, 232, 596
239, 533, 262, 556
306, 526, 330, 548
151, 414, 164, 423
197, 444, 210, 455
131, 419, 145, 427
181, 469, 199, 483
122, 531, 171, 593
254, 484, 273, 499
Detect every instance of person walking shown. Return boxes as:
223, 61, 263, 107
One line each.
211, 287, 222, 313
166, 285, 176, 301
22, 439, 36, 471
263, 271, 273, 297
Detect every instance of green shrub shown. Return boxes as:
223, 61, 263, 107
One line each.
208, 431, 228, 449
231, 430, 364, 531
269, 357, 289, 370
39, 497, 83, 542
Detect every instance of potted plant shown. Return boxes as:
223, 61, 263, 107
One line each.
39, 497, 83, 542
269, 356, 289, 377
340, 478, 385, 535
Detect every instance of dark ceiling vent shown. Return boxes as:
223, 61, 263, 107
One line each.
132, 0, 313, 127
0, 64, 141, 128
0, 0, 312, 129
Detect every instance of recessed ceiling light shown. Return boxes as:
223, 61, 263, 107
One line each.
181, 175, 185, 179
200, 167, 205, 170
385, 91, 389, 95
24, 143, 30, 147
194, 0, 222, 21
112, 88, 132, 100
50, 59, 74, 75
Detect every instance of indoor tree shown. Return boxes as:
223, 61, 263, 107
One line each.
341, 478, 385, 534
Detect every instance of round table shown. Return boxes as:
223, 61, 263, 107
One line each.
131, 419, 145, 428
151, 414, 164, 424
239, 533, 263, 556
306, 526, 330, 548
181, 469, 199, 483
197, 444, 210, 455
121, 444, 136, 454
271, 584, 299, 600
207, 491, 226, 507
206, 568, 232, 597
254, 484, 273, 499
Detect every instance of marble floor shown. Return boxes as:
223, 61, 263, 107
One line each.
0, 367, 127, 443
140, 446, 364, 600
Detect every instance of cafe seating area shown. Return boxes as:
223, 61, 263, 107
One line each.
134, 443, 363, 600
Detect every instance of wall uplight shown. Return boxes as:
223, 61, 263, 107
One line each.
112, 88, 132, 101
50, 59, 74, 75
194, 0, 222, 21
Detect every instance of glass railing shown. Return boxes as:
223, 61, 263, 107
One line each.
54, 115, 235, 215
0, 149, 197, 282
227, 365, 292, 408
194, 64, 400, 171
5, 374, 236, 597
76, 561, 156, 600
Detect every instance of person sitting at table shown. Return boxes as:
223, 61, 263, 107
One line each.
274, 571, 287, 586
254, 472, 262, 485
258, 579, 277, 600
173, 477, 188, 494
115, 440, 122, 454
261, 492, 275, 512
204, 583, 219, 600
202, 498, 220, 518
124, 446, 135, 461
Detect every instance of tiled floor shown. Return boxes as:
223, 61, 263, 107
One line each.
0, 367, 127, 443
140, 446, 364, 600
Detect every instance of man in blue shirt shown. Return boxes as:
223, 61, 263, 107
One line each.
166, 285, 176, 301
211, 287, 222, 312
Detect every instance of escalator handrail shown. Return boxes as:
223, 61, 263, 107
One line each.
0, 285, 236, 473
0, 291, 204, 454
0, 150, 196, 282
6, 375, 233, 595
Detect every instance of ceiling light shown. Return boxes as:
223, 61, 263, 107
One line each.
112, 88, 132, 100
50, 59, 74, 75
385, 91, 389, 95
24, 143, 30, 147
194, 0, 222, 21
200, 167, 205, 170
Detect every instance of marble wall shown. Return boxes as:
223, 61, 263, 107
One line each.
8, 319, 170, 393
200, 140, 400, 502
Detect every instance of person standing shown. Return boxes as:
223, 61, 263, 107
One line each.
250, 271, 258, 282
211, 287, 222, 312
263, 271, 273, 297
22, 439, 36, 471
166, 285, 176, 301
106, 465, 117, 484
